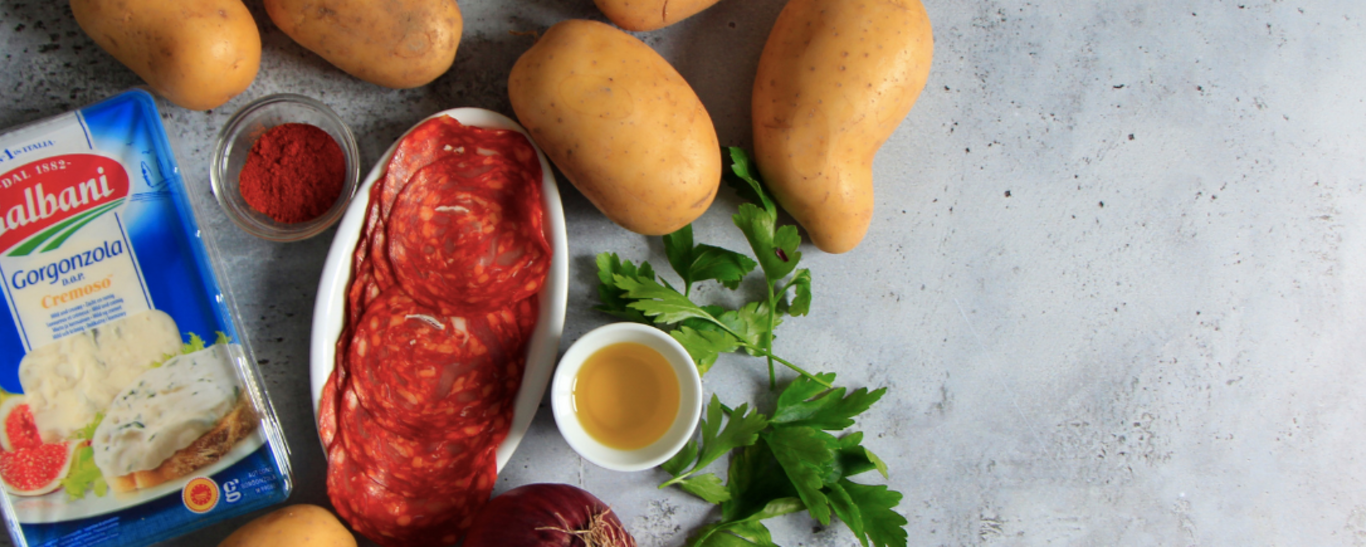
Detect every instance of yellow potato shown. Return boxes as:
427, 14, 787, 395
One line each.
509, 19, 720, 236
265, 0, 462, 89
218, 504, 355, 547
70, 0, 261, 111
594, 0, 723, 31
752, 0, 933, 253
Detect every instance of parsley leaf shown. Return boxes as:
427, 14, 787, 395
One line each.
827, 481, 867, 546
664, 396, 769, 493
692, 519, 778, 547
723, 520, 778, 547
664, 224, 758, 294
617, 274, 721, 325
839, 479, 908, 547
782, 268, 812, 317
676, 474, 731, 504
717, 302, 780, 357
834, 432, 889, 480
693, 489, 803, 547
721, 441, 801, 522
733, 204, 802, 284
771, 374, 887, 431
723, 147, 802, 282
594, 253, 657, 324
662, 439, 699, 477
696, 399, 769, 473
724, 147, 776, 214
671, 326, 741, 375
773, 372, 833, 410
762, 426, 838, 526
689, 525, 737, 547
663, 224, 696, 283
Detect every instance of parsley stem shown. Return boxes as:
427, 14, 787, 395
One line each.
753, 349, 830, 388
774, 278, 794, 299
725, 339, 828, 388
659, 474, 689, 488
765, 283, 777, 390
689, 301, 830, 388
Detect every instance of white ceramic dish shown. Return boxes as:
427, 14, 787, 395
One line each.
309, 108, 568, 472
551, 322, 703, 472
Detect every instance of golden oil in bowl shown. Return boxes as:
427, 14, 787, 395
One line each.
550, 322, 702, 472
572, 342, 681, 450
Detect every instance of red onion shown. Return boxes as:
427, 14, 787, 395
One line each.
463, 483, 637, 547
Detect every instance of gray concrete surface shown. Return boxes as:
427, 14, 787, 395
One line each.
2, 0, 1365, 545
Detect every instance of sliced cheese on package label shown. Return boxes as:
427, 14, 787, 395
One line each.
94, 344, 241, 478
19, 309, 182, 443
0, 90, 292, 546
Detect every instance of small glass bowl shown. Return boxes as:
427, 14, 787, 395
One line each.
211, 94, 360, 242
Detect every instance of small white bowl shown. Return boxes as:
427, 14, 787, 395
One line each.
551, 323, 703, 472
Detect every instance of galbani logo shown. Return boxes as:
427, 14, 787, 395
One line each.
0, 154, 129, 255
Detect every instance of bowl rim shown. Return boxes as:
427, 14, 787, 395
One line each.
550, 322, 705, 472
210, 93, 361, 242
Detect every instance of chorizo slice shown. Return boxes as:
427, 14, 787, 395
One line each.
346, 289, 523, 433
337, 383, 500, 499
326, 440, 497, 547
317, 366, 341, 450
378, 115, 540, 220
387, 157, 550, 311
377, 116, 460, 218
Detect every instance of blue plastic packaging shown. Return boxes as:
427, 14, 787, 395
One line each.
0, 90, 292, 546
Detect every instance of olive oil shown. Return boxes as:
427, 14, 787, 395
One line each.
572, 342, 681, 450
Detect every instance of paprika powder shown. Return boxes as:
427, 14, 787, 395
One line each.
239, 123, 346, 223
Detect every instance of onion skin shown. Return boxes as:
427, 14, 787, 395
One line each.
463, 483, 637, 547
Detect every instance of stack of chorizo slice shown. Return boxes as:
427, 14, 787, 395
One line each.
318, 116, 549, 547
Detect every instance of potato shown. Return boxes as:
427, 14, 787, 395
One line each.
752, 0, 933, 253
70, 0, 261, 111
509, 19, 720, 236
265, 0, 462, 89
218, 504, 355, 547
594, 0, 723, 31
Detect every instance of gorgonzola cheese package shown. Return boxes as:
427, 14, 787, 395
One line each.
0, 90, 292, 546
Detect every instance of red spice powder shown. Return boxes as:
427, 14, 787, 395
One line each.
239, 123, 346, 224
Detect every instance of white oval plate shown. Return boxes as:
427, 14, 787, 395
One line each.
309, 108, 568, 471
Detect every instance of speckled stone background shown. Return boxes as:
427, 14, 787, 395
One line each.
3, 0, 1366, 546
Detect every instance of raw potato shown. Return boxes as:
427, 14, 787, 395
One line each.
594, 0, 723, 31
509, 19, 720, 236
70, 0, 261, 111
218, 504, 356, 547
265, 0, 462, 89
752, 0, 933, 253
